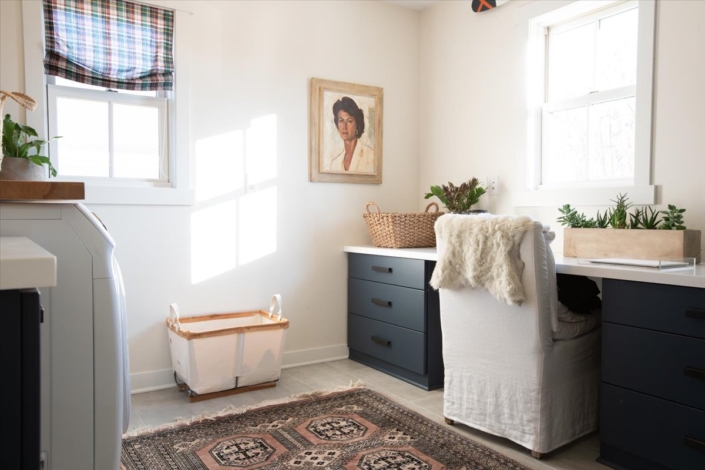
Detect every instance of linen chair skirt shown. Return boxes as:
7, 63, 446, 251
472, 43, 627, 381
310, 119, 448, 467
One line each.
442, 327, 601, 454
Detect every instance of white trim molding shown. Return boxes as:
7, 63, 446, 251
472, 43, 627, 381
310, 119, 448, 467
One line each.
521, 0, 657, 207
513, 184, 655, 207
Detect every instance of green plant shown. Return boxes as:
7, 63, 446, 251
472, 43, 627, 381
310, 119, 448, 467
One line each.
557, 193, 690, 232
609, 193, 632, 229
2, 114, 59, 177
659, 204, 686, 230
557, 204, 601, 228
638, 206, 662, 230
424, 178, 486, 213
629, 207, 643, 229
557, 204, 581, 227
595, 210, 610, 229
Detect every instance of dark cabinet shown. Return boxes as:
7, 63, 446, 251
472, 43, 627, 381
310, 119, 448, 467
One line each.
347, 253, 443, 390
599, 280, 705, 470
0, 289, 41, 470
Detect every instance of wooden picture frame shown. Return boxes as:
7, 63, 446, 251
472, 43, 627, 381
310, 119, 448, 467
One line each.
309, 78, 383, 184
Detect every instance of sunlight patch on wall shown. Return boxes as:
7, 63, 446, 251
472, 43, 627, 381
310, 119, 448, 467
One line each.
246, 114, 277, 185
195, 130, 245, 202
190, 200, 238, 284
239, 186, 277, 266
190, 114, 278, 281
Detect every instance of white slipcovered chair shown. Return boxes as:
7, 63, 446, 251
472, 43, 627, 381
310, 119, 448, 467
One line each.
437, 219, 601, 457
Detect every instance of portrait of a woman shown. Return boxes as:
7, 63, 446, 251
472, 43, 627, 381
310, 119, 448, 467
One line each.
327, 97, 375, 174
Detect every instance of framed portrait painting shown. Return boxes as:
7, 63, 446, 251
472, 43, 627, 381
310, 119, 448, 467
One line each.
309, 78, 383, 184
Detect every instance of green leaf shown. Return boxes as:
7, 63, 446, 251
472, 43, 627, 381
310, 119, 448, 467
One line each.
17, 123, 38, 137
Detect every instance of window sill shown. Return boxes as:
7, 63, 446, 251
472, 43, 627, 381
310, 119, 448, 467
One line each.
513, 185, 655, 207
84, 184, 195, 205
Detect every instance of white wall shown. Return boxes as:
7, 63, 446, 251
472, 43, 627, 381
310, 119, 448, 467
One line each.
1, 0, 421, 391
420, 0, 705, 249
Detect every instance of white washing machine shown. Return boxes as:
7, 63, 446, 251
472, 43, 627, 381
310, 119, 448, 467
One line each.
0, 202, 130, 470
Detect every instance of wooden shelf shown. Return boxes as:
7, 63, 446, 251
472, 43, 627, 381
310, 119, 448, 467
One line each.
0, 181, 85, 201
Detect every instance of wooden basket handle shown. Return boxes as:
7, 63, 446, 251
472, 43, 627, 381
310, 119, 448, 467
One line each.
366, 202, 381, 214
425, 202, 440, 213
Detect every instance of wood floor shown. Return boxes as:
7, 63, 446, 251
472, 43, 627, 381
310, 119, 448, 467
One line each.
129, 359, 607, 470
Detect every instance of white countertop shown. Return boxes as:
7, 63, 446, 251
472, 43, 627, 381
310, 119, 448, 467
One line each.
343, 245, 705, 289
0, 237, 57, 290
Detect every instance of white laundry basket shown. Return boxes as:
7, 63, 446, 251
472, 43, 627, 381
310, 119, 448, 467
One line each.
166, 295, 289, 399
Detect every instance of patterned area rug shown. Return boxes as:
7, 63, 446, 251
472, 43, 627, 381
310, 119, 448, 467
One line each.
121, 387, 529, 469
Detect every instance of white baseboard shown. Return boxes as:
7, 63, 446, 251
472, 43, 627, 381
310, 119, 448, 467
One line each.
130, 368, 176, 394
130, 344, 350, 394
281, 344, 349, 369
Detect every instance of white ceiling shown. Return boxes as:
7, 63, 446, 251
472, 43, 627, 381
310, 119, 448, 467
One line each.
384, 1, 439, 11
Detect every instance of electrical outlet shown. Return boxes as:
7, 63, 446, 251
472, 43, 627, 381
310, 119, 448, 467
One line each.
487, 176, 499, 195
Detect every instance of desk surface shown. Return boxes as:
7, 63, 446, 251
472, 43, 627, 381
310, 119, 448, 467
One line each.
343, 245, 705, 289
0, 237, 57, 290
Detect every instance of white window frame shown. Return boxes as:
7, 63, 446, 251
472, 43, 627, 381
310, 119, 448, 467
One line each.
22, 0, 194, 205
515, 0, 656, 207
47, 82, 170, 184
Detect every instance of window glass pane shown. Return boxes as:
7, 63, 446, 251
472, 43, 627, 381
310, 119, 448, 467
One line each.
113, 104, 161, 179
548, 23, 594, 101
55, 97, 110, 177
588, 97, 636, 180
543, 106, 587, 185
596, 7, 638, 91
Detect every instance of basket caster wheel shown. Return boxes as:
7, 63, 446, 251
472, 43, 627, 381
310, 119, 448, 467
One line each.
444, 417, 455, 425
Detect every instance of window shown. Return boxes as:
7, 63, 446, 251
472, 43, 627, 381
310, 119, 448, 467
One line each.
47, 77, 169, 181
22, 0, 193, 204
519, 0, 656, 206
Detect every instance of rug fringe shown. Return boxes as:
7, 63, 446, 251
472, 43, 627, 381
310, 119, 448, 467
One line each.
123, 380, 366, 439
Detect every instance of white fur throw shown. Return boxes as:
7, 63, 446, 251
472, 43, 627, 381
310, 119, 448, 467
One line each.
430, 214, 535, 305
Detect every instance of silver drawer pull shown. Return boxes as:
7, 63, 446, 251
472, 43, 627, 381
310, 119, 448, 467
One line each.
684, 366, 705, 381
685, 307, 705, 320
371, 336, 391, 347
371, 298, 392, 307
683, 436, 705, 453
371, 266, 392, 273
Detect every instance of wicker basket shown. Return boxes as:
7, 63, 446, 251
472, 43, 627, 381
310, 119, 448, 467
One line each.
363, 201, 444, 248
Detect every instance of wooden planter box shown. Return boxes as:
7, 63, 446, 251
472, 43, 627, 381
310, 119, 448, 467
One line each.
563, 228, 702, 264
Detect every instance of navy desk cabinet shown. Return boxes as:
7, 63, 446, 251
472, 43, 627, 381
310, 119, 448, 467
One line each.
599, 279, 705, 470
347, 253, 443, 390
0, 288, 41, 470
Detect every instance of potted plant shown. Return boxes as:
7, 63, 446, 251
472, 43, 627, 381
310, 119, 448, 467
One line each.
558, 194, 701, 263
1, 114, 59, 180
424, 177, 487, 214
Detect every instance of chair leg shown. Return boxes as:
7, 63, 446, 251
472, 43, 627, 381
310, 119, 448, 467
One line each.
531, 451, 543, 459
444, 417, 455, 425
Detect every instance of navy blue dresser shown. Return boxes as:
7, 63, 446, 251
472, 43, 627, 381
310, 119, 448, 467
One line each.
599, 279, 705, 470
347, 253, 443, 390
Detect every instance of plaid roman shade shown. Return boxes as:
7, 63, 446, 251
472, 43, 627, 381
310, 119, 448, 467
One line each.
43, 0, 174, 91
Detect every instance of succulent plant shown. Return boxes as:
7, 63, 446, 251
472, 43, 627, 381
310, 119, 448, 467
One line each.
660, 204, 686, 230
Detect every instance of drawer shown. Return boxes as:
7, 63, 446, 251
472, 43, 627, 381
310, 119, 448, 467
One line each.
603, 279, 705, 340
348, 253, 426, 290
348, 314, 426, 375
348, 278, 425, 332
601, 384, 705, 470
603, 323, 705, 411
